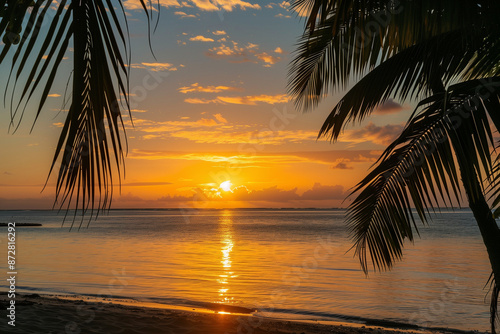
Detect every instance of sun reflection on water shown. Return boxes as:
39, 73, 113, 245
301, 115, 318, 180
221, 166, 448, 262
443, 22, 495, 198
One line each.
217, 210, 237, 304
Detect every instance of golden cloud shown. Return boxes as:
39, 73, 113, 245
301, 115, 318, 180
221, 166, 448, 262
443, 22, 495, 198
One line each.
213, 113, 228, 123
174, 11, 197, 18
131, 62, 178, 72
206, 41, 254, 57
216, 94, 288, 105
123, 0, 260, 12
373, 98, 408, 115
254, 52, 281, 65
178, 82, 240, 93
128, 124, 318, 144
189, 35, 215, 42
184, 98, 215, 104
342, 122, 404, 146
152, 183, 344, 204
189, 0, 260, 11
128, 150, 378, 166
183, 94, 288, 105
206, 40, 282, 66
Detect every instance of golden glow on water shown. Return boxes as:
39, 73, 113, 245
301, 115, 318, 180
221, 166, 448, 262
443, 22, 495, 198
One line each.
217, 210, 236, 304
4, 210, 493, 331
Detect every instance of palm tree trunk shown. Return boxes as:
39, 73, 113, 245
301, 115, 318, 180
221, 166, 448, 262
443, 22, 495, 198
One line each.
430, 83, 500, 287
430, 78, 500, 331
459, 166, 500, 333
466, 179, 500, 279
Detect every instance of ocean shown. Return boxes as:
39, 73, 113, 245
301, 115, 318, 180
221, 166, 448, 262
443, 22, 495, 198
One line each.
0, 209, 492, 331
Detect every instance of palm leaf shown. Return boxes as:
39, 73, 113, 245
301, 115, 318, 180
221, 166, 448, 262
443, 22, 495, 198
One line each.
314, 31, 493, 140
0, 1, 156, 227
348, 78, 500, 272
289, 0, 500, 110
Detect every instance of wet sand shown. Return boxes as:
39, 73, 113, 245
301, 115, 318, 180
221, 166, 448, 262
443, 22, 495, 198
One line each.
0, 294, 462, 334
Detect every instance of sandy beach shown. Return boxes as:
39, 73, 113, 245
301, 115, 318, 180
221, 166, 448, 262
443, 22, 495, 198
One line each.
0, 294, 464, 334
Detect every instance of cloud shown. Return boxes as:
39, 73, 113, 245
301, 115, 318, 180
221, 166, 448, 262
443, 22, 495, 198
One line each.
178, 82, 240, 93
255, 52, 281, 66
48, 94, 61, 97
183, 94, 288, 105
124, 0, 261, 12
265, 1, 290, 9
150, 182, 345, 207
330, 161, 354, 170
184, 98, 214, 104
124, 0, 175, 10
127, 121, 318, 144
116, 192, 148, 203
232, 185, 300, 202
217, 94, 288, 105
374, 98, 407, 115
156, 193, 200, 202
206, 41, 282, 66
123, 182, 173, 187
344, 122, 404, 146
212, 30, 226, 35
189, 0, 260, 11
174, 11, 197, 18
206, 41, 257, 57
125, 117, 227, 139
275, 13, 291, 18
301, 183, 344, 200
131, 62, 178, 71
128, 150, 379, 166
213, 113, 228, 123
217, 183, 344, 202
167, 130, 318, 145
189, 35, 215, 42
274, 47, 284, 54
279, 1, 290, 9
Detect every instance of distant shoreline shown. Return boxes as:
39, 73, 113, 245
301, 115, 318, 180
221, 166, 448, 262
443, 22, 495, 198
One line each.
0, 223, 42, 226
0, 207, 470, 212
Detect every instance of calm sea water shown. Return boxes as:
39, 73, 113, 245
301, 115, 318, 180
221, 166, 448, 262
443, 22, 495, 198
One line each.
0, 209, 493, 331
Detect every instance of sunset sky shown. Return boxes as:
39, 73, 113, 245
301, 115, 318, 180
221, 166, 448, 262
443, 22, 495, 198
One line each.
0, 0, 414, 209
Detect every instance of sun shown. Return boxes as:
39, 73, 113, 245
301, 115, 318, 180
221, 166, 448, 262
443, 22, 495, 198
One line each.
220, 181, 233, 192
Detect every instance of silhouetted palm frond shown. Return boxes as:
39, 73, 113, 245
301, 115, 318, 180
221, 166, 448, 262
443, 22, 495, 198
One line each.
0, 1, 156, 227
289, 0, 500, 110
347, 78, 500, 272
291, 1, 500, 330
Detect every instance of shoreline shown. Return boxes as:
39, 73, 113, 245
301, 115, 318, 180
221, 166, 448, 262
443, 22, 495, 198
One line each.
0, 293, 482, 334
0, 207, 472, 212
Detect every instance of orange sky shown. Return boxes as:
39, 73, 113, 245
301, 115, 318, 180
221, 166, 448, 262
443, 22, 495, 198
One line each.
0, 1, 414, 209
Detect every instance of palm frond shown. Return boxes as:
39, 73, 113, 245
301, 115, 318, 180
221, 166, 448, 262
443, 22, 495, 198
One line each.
348, 79, 500, 272
315, 31, 495, 140
294, 0, 498, 36
289, 0, 500, 110
0, 1, 156, 226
